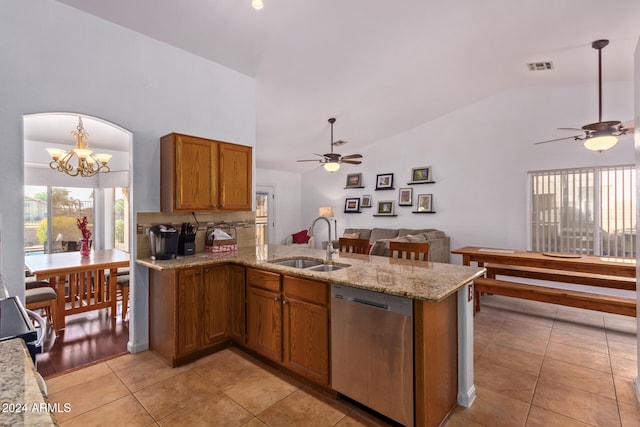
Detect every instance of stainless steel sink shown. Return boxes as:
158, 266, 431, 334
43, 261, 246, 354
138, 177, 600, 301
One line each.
269, 258, 349, 272
270, 258, 324, 268
306, 264, 347, 272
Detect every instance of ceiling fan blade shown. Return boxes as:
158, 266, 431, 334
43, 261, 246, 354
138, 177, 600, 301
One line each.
341, 154, 363, 160
341, 160, 362, 165
620, 120, 634, 130
533, 135, 584, 145
296, 159, 320, 162
557, 127, 585, 132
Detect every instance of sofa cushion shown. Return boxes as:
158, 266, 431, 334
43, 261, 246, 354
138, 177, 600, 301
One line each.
292, 230, 310, 244
406, 233, 428, 243
369, 236, 410, 256
344, 228, 372, 241
398, 228, 435, 237
370, 228, 399, 242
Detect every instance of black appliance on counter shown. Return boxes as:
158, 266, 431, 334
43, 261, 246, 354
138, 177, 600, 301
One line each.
0, 296, 39, 364
178, 222, 196, 256
149, 224, 179, 260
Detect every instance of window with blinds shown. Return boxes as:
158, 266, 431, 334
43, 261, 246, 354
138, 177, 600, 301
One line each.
529, 165, 636, 257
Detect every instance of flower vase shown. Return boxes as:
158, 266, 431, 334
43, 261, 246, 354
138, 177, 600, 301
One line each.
80, 238, 91, 257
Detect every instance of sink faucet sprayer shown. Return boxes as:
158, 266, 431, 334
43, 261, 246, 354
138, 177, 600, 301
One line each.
308, 216, 336, 261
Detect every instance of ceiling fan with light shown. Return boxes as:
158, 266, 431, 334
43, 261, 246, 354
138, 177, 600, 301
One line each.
297, 118, 363, 172
534, 39, 634, 152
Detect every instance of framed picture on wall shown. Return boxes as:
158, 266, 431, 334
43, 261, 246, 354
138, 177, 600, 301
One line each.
376, 200, 395, 215
398, 188, 413, 206
417, 194, 433, 212
344, 197, 361, 213
375, 173, 394, 190
345, 173, 363, 188
410, 166, 432, 184
361, 194, 372, 208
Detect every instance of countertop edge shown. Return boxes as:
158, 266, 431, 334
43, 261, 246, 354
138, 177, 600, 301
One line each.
136, 246, 485, 303
0, 339, 57, 426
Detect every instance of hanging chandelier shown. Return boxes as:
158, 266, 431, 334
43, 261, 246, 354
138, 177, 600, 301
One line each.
46, 117, 112, 177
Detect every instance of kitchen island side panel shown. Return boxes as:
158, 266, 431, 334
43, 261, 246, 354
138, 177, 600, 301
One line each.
414, 293, 458, 427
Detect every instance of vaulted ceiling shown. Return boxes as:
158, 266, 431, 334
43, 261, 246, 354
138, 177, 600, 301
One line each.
55, 0, 640, 171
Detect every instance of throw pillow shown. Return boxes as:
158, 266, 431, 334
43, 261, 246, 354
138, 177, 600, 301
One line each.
292, 230, 310, 244
342, 232, 360, 239
406, 234, 428, 242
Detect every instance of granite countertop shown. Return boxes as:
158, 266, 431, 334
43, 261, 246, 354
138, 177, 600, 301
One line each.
0, 339, 57, 426
136, 245, 485, 302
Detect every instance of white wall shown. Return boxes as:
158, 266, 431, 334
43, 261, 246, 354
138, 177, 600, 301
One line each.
301, 82, 634, 257
255, 168, 302, 244
1, 0, 255, 352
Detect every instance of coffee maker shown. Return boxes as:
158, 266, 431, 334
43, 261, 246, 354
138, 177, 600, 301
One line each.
149, 224, 179, 260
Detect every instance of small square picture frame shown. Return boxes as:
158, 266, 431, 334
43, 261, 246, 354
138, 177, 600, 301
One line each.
417, 194, 433, 212
376, 200, 395, 215
398, 188, 413, 206
345, 173, 363, 189
375, 173, 394, 190
410, 166, 432, 184
344, 197, 361, 213
361, 194, 372, 208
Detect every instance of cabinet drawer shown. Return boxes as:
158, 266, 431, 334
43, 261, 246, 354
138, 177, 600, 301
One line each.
283, 276, 328, 306
247, 268, 281, 292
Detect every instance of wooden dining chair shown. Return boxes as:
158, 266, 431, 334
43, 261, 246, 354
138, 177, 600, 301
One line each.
338, 237, 370, 254
25, 286, 59, 335
389, 241, 430, 262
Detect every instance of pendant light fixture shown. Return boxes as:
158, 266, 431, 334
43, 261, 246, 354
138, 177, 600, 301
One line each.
46, 116, 112, 177
252, 0, 264, 10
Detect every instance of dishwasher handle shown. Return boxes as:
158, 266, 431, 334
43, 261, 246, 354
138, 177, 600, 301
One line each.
350, 297, 389, 311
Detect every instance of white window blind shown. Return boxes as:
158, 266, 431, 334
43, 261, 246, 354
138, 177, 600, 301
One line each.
529, 165, 635, 257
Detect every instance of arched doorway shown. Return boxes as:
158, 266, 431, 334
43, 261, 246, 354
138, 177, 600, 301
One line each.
23, 112, 133, 377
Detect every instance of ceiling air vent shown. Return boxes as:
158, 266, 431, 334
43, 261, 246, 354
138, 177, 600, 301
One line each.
527, 61, 553, 71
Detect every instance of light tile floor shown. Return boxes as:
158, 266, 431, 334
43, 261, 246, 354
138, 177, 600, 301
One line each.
46, 295, 640, 426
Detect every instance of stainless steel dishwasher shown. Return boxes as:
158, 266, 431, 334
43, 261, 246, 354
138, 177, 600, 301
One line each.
331, 284, 414, 426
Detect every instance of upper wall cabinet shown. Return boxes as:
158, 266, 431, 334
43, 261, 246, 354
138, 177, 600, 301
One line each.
160, 133, 252, 212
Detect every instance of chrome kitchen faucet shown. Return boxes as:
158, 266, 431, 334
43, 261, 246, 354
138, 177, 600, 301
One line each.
308, 216, 336, 261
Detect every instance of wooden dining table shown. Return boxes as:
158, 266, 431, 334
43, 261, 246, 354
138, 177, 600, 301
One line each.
25, 249, 130, 332
451, 246, 636, 278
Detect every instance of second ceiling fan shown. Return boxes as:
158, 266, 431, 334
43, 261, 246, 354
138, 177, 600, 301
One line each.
534, 39, 634, 151
297, 118, 363, 172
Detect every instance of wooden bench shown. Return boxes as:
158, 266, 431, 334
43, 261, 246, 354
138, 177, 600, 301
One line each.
485, 264, 636, 291
474, 276, 637, 317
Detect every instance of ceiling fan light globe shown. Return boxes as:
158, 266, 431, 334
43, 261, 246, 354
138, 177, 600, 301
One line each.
323, 162, 340, 172
584, 134, 618, 152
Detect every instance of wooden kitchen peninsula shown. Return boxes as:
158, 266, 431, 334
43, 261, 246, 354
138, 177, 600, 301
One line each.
137, 245, 484, 427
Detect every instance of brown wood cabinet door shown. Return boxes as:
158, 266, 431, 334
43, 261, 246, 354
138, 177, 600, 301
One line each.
228, 264, 246, 344
176, 268, 201, 358
219, 143, 252, 210
202, 265, 228, 347
282, 296, 329, 386
175, 135, 219, 210
246, 286, 282, 362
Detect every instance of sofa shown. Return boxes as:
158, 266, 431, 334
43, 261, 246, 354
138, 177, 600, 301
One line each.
326, 227, 450, 263
285, 232, 316, 248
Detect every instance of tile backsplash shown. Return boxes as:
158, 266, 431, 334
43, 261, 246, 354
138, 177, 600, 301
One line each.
136, 211, 256, 259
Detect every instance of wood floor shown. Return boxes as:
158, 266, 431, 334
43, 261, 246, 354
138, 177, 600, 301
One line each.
36, 308, 129, 378
39, 295, 640, 426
